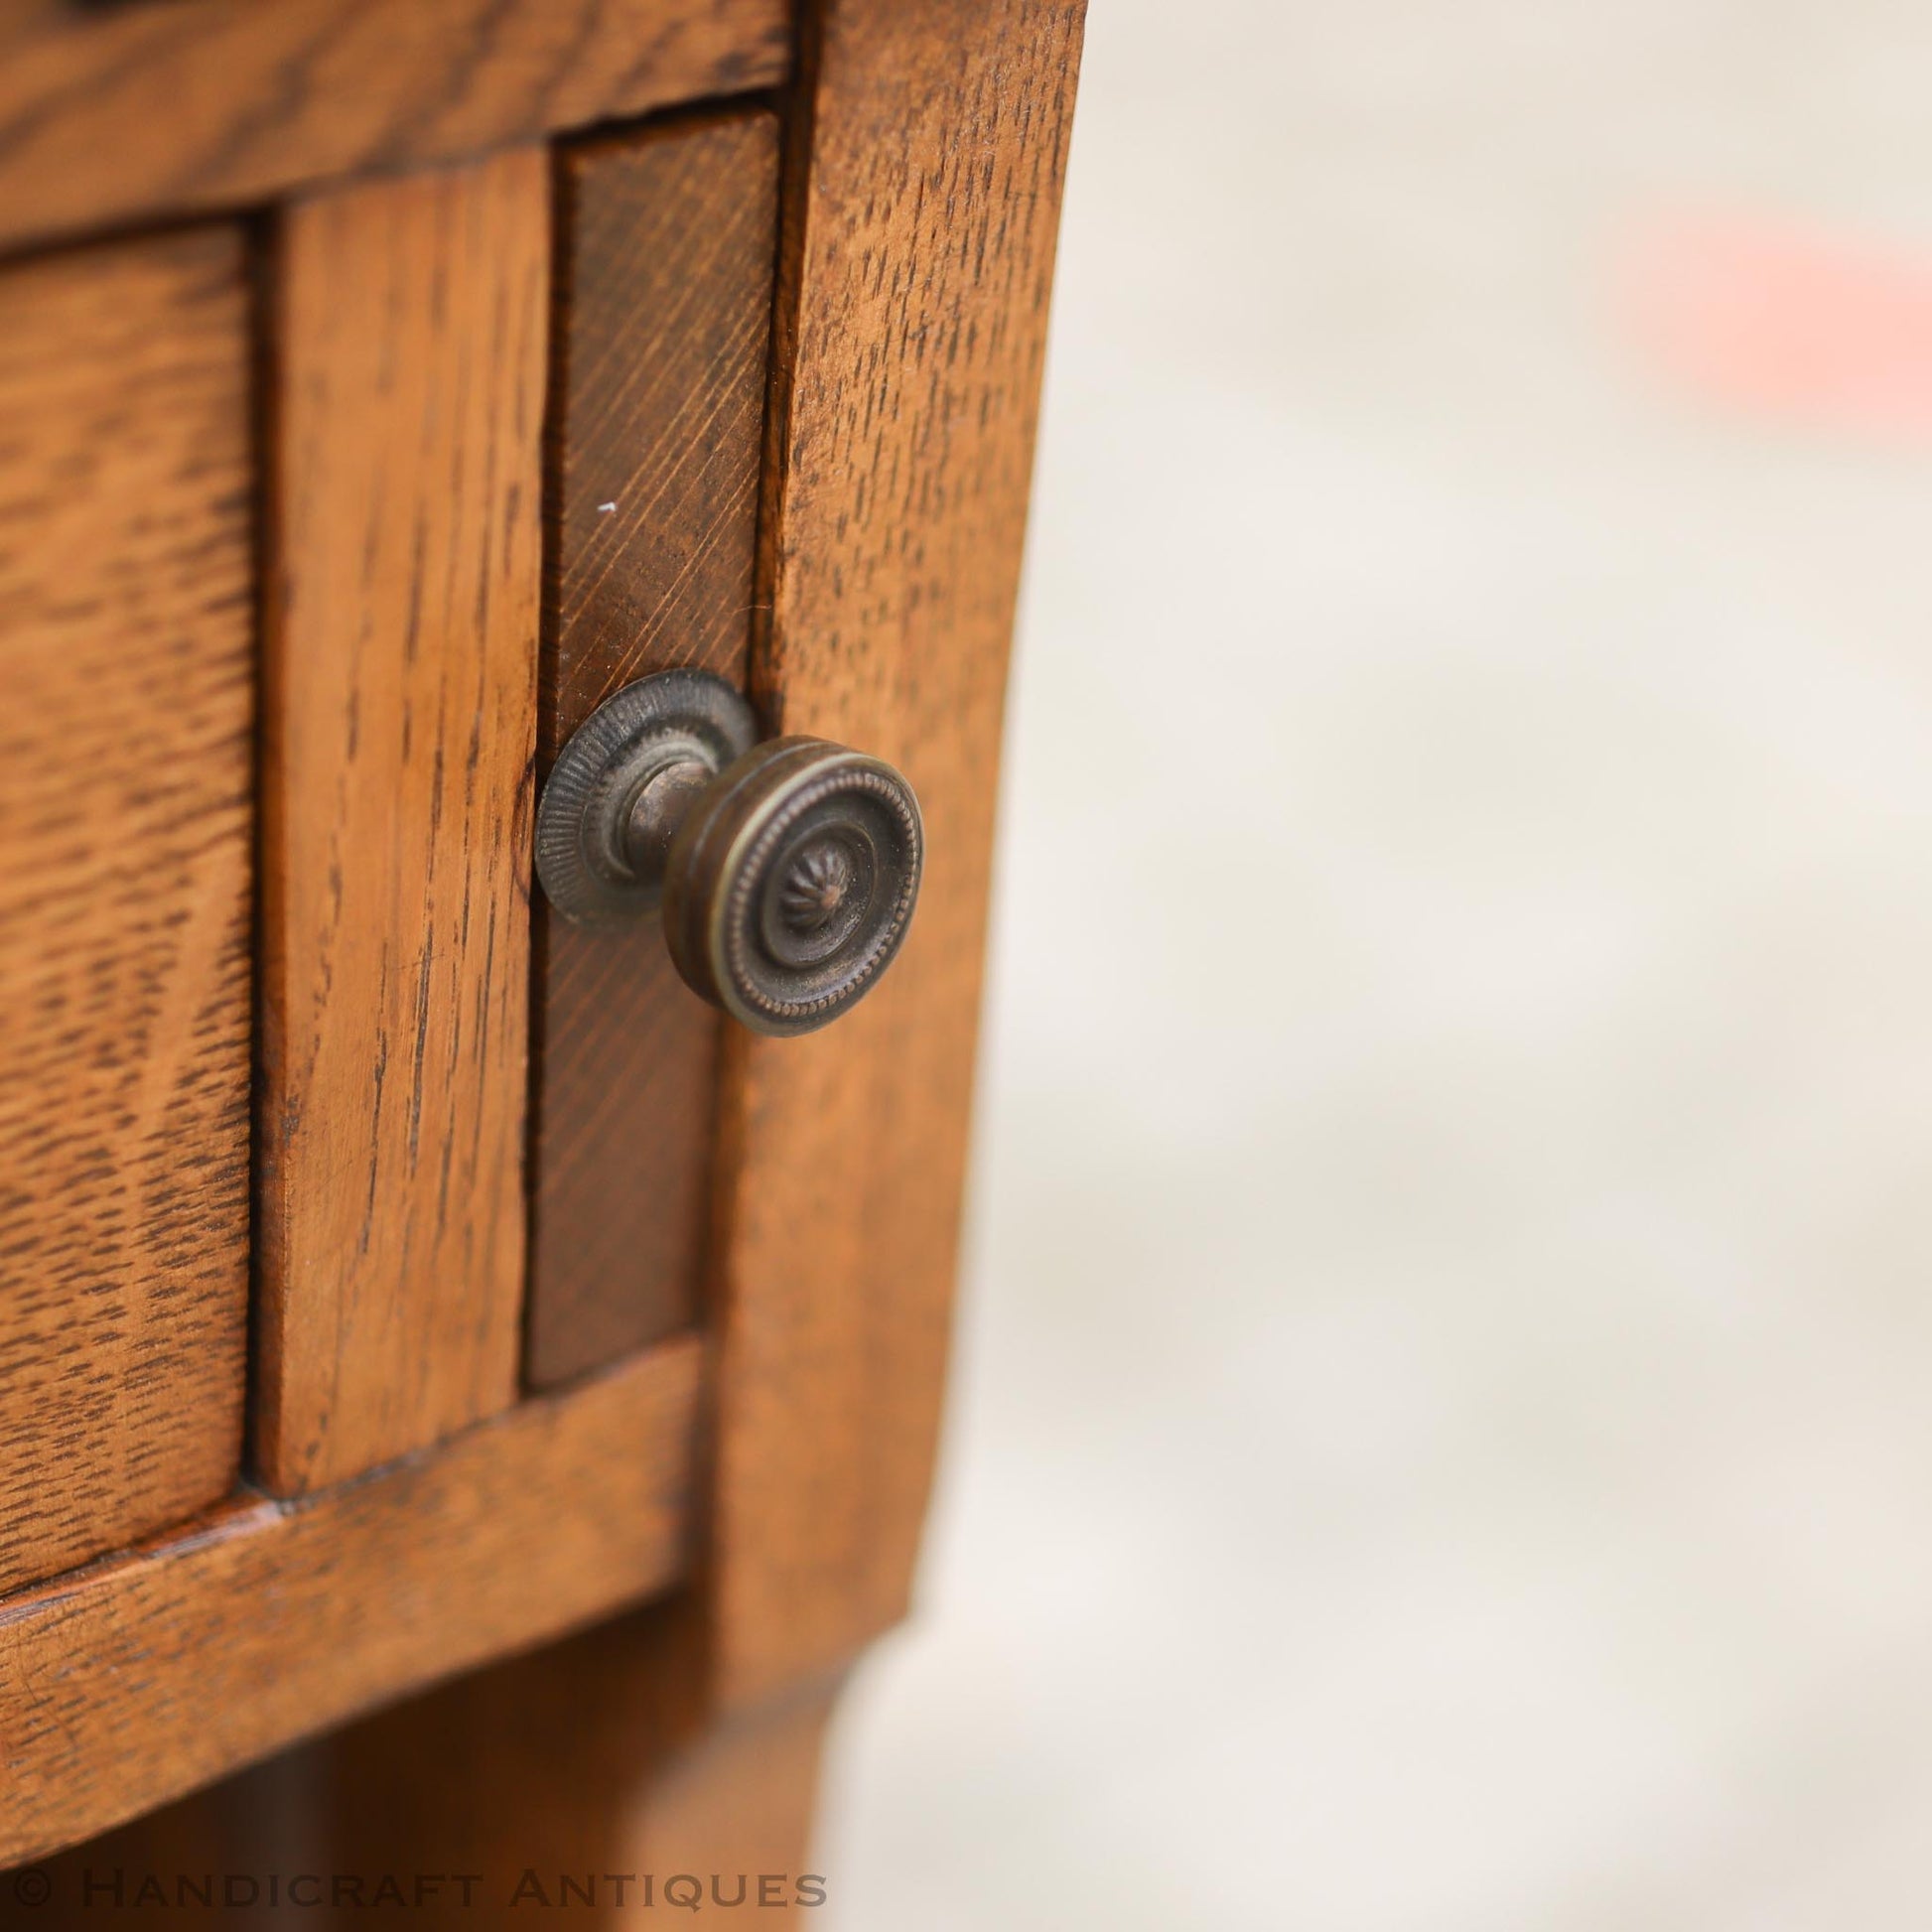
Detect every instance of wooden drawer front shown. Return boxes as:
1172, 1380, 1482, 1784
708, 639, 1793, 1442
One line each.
0, 228, 254, 1593
529, 107, 780, 1385
0, 0, 1084, 1866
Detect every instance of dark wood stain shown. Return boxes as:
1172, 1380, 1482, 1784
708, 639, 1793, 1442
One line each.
527, 106, 781, 1388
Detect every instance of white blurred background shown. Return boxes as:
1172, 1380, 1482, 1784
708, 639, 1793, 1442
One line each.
822, 3, 1932, 1925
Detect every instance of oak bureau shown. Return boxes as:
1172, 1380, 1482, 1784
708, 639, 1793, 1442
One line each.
0, 0, 1085, 1917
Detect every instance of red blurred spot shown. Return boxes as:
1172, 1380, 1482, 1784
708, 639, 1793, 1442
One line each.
1628, 212, 1932, 444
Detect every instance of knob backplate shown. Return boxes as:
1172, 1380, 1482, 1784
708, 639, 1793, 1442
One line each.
534, 669, 758, 928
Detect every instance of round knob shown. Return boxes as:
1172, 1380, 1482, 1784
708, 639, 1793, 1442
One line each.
663, 736, 922, 1036
535, 670, 922, 1038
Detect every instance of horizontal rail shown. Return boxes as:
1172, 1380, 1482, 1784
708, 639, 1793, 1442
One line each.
0, 1334, 704, 1865
0, 0, 788, 254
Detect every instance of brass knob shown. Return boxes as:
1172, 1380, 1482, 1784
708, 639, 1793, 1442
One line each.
535, 670, 922, 1037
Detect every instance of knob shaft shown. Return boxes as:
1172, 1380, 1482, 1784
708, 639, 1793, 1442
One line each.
535, 671, 922, 1037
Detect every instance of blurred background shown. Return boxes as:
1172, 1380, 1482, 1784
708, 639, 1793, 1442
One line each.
819, 1, 1932, 1925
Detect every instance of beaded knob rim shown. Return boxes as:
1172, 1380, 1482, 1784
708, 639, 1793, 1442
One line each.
663, 738, 923, 1038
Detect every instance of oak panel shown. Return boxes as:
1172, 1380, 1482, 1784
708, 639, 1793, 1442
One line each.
528, 108, 781, 1387
0, 1334, 704, 1870
0, 227, 253, 1595
256, 150, 548, 1493
708, 0, 1088, 1707
0, 0, 789, 255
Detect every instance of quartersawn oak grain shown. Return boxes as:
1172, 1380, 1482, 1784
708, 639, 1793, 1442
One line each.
529, 107, 781, 1389
0, 0, 789, 256
0, 227, 253, 1595
256, 149, 548, 1494
0, 1334, 704, 1870
707, 0, 1089, 1708
0, 0, 1086, 1885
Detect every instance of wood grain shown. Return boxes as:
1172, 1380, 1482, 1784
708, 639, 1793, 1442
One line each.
707, 0, 1088, 1708
0, 1334, 704, 1870
0, 227, 253, 1595
0, 2, 1084, 1882
256, 150, 548, 1494
0, 0, 789, 256
529, 108, 781, 1387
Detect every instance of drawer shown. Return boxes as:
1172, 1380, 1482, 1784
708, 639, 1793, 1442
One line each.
0, 0, 1085, 1881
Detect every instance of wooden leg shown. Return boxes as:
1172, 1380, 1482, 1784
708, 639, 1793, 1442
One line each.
615, 1682, 842, 1918
34, 1606, 842, 1927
